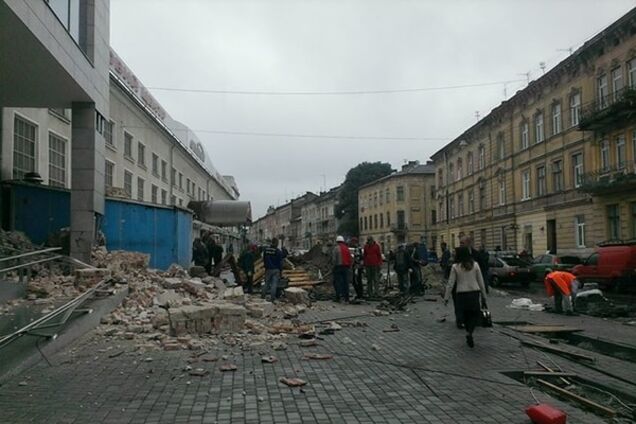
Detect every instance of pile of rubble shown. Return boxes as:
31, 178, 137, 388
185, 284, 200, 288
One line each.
0, 229, 37, 253
93, 248, 322, 352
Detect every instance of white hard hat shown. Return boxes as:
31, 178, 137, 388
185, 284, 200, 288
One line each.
336, 235, 345, 243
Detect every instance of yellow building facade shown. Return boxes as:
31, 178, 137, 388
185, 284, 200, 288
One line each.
432, 9, 636, 256
358, 162, 435, 253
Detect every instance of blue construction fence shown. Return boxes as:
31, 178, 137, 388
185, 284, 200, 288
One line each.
1, 182, 192, 270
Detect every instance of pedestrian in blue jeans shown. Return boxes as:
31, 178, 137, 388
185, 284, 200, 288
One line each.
332, 236, 352, 302
262, 237, 283, 301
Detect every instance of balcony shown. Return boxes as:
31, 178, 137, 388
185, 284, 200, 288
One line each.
390, 224, 408, 234
578, 162, 636, 195
579, 87, 636, 131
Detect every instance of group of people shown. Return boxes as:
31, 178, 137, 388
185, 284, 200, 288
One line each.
191, 232, 225, 276
331, 235, 432, 303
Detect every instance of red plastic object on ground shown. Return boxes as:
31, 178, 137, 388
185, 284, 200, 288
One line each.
526, 404, 567, 424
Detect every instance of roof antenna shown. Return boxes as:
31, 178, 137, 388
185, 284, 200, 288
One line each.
540, 62, 546, 75
557, 47, 574, 56
475, 111, 480, 121
518, 72, 531, 84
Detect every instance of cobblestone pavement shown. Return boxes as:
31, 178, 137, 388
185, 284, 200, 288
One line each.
1, 289, 634, 423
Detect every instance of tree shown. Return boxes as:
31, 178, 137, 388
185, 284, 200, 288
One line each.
336, 161, 393, 236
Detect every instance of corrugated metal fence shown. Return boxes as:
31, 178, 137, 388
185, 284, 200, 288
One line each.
1, 182, 192, 269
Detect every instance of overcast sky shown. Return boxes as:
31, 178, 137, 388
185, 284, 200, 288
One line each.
110, 0, 635, 218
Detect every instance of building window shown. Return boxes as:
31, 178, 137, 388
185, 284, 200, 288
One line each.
171, 195, 176, 205
104, 120, 114, 146
431, 210, 436, 224
178, 198, 183, 206
364, 216, 368, 231
522, 170, 530, 200
386, 211, 391, 227
496, 135, 505, 159
45, 0, 81, 44
152, 153, 159, 176
478, 145, 485, 170
598, 73, 608, 108
551, 103, 561, 135
520, 121, 529, 150
552, 160, 563, 192
161, 189, 167, 205
171, 167, 176, 185
479, 183, 485, 210
572, 153, 584, 188
449, 163, 454, 182
137, 143, 146, 167
570, 92, 581, 127
397, 210, 406, 228
458, 192, 464, 216
105, 160, 114, 188
631, 202, 636, 238
534, 112, 544, 143
537, 166, 546, 197
396, 186, 405, 202
137, 177, 144, 201
179, 172, 183, 190
124, 170, 133, 197
374, 214, 378, 229
151, 185, 158, 203
124, 132, 133, 159
161, 160, 167, 182
380, 213, 384, 228
468, 189, 475, 214
607, 204, 620, 239
600, 140, 610, 172
360, 217, 363, 230
467, 152, 474, 175
385, 187, 390, 203
616, 135, 626, 169
13, 115, 37, 180
449, 197, 455, 219
611, 66, 623, 101
498, 180, 505, 206
628, 58, 636, 88
575, 215, 586, 248
48, 133, 66, 188
457, 158, 463, 180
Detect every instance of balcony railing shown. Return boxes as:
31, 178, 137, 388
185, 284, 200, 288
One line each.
579, 86, 636, 131
578, 162, 636, 194
390, 224, 408, 234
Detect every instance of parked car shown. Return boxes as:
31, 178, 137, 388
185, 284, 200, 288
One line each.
488, 255, 532, 287
529, 254, 582, 281
572, 243, 636, 291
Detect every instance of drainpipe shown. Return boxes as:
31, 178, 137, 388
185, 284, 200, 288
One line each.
169, 144, 176, 205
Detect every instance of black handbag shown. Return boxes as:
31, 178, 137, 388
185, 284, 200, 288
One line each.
481, 309, 493, 327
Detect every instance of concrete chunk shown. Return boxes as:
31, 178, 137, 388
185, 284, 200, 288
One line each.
74, 268, 111, 287
245, 300, 274, 318
284, 287, 308, 305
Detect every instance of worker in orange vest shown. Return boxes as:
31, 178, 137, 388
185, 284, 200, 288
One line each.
544, 271, 579, 315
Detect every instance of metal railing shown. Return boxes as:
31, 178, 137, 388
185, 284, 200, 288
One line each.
579, 86, 636, 129
579, 161, 636, 193
0, 247, 63, 282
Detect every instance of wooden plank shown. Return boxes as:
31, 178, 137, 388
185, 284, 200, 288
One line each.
523, 371, 577, 377
508, 325, 583, 333
536, 379, 616, 417
536, 361, 571, 385
521, 340, 596, 362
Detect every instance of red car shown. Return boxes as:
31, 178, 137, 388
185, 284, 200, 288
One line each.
572, 243, 636, 291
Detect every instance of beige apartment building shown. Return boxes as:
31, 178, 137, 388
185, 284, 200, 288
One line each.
432, 8, 636, 256
358, 161, 435, 253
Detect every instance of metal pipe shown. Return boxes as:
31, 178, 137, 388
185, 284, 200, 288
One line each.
0, 255, 63, 274
0, 280, 106, 350
0, 247, 62, 263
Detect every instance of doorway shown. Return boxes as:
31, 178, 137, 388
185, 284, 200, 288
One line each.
546, 219, 557, 254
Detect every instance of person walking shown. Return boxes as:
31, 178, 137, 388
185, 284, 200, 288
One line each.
332, 236, 352, 303
392, 244, 411, 295
477, 244, 490, 294
238, 244, 256, 294
363, 236, 382, 298
443, 246, 488, 348
262, 238, 284, 301
440, 242, 451, 280
544, 270, 579, 315
409, 242, 426, 295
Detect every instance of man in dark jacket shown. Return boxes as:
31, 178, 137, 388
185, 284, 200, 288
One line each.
477, 244, 490, 293
440, 242, 451, 279
238, 244, 256, 294
192, 238, 208, 268
408, 242, 425, 295
350, 237, 364, 299
263, 238, 284, 300
391, 244, 411, 295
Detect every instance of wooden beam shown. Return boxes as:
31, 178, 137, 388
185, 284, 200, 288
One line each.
523, 371, 577, 377
536, 379, 616, 417
521, 340, 596, 362
508, 325, 583, 333
536, 361, 571, 386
